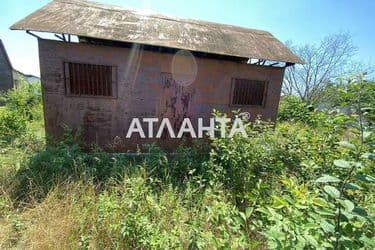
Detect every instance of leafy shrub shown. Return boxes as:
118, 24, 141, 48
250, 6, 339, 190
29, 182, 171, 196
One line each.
313, 108, 375, 248
278, 95, 313, 123
0, 79, 42, 143
255, 177, 333, 249
340, 81, 375, 124
278, 95, 351, 130
206, 117, 345, 205
0, 109, 27, 142
319, 79, 375, 125
253, 76, 375, 249
2, 79, 42, 121
207, 122, 285, 205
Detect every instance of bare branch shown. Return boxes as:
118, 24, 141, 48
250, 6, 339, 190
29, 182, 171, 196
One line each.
282, 32, 362, 103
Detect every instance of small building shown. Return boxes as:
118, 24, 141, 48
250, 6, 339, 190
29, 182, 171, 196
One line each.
0, 39, 40, 95
11, 0, 303, 151
0, 39, 15, 92
13, 70, 40, 85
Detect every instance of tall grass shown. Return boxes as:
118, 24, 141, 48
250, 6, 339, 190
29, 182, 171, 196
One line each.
0, 79, 374, 249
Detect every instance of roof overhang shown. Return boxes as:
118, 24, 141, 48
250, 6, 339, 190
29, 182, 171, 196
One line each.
10, 0, 304, 65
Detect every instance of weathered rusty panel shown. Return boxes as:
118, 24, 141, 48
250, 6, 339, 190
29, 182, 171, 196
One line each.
159, 73, 195, 129
38, 39, 285, 152
11, 0, 303, 64
83, 106, 112, 145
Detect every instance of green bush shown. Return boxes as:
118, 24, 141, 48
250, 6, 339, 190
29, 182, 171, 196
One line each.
0, 79, 42, 143
319, 79, 375, 125
253, 77, 375, 249
278, 95, 313, 123
255, 177, 333, 249
2, 79, 42, 121
0, 109, 27, 142
278, 95, 351, 130
206, 118, 346, 205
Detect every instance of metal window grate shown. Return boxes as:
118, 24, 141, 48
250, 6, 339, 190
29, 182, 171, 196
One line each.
231, 79, 267, 106
64, 62, 116, 97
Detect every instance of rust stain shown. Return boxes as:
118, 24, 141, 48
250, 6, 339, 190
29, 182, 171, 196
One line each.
83, 108, 112, 145
159, 73, 195, 131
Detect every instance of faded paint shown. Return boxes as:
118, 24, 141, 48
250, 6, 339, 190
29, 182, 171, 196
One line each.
39, 39, 285, 151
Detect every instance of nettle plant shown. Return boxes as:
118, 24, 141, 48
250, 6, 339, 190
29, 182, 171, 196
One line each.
251, 74, 374, 249
314, 74, 375, 249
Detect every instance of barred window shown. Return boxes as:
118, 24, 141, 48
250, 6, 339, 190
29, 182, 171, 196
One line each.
64, 62, 117, 97
231, 78, 267, 106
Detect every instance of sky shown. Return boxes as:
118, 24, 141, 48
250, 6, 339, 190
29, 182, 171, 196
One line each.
0, 0, 374, 76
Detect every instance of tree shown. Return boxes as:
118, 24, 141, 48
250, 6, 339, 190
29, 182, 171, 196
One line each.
283, 32, 358, 103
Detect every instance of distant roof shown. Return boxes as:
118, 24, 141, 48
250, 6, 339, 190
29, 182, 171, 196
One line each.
14, 69, 40, 81
10, 0, 303, 64
0, 39, 13, 70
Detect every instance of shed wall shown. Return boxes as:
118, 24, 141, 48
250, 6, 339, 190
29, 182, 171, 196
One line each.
0, 48, 13, 93
39, 39, 285, 151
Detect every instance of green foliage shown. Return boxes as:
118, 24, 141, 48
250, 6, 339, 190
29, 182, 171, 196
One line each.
278, 95, 313, 123
0, 75, 374, 249
0, 108, 27, 142
255, 178, 334, 249
2, 78, 42, 121
313, 78, 375, 249
207, 113, 349, 205
321, 80, 375, 124
256, 75, 375, 249
207, 120, 286, 205
278, 95, 351, 129
90, 177, 250, 249
340, 81, 375, 124
0, 79, 42, 143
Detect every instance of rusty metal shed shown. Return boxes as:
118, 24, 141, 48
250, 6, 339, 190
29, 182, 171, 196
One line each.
10, 0, 303, 151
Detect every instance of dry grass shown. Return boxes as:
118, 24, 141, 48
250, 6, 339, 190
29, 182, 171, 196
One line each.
0, 185, 81, 250
18, 200, 75, 249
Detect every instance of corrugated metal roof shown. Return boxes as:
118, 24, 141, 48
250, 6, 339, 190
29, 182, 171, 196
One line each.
10, 0, 304, 64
